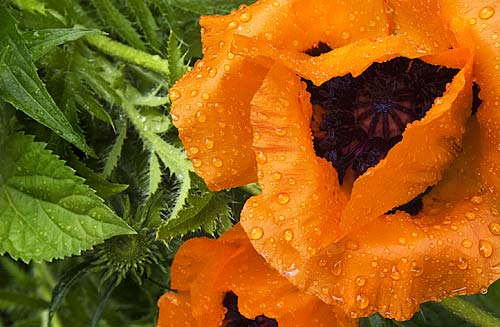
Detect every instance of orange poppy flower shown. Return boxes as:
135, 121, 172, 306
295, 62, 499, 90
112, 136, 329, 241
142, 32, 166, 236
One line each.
157, 224, 356, 327
170, 0, 500, 321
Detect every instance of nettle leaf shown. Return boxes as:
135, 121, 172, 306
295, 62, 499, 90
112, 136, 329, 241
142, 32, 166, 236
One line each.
102, 120, 127, 179
148, 153, 162, 197
0, 133, 135, 262
7, 0, 47, 15
167, 32, 188, 85
163, 0, 256, 15
23, 28, 99, 61
157, 173, 232, 240
0, 8, 94, 156
127, 0, 161, 50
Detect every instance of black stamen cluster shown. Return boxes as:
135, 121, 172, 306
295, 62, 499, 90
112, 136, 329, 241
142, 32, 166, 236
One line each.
222, 292, 278, 327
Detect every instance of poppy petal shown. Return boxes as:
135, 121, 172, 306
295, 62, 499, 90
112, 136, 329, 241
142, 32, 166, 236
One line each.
157, 292, 194, 327
341, 48, 474, 236
293, 117, 500, 320
161, 225, 357, 327
240, 63, 348, 270
440, 0, 500, 193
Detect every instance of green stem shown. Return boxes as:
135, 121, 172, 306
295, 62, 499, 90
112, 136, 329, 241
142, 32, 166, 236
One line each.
35, 263, 63, 327
240, 183, 262, 195
85, 33, 170, 76
441, 297, 500, 327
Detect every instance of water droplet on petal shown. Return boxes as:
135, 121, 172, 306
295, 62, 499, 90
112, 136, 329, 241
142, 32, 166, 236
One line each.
411, 265, 424, 276
479, 6, 495, 20
196, 111, 207, 122
346, 240, 359, 250
170, 89, 181, 101
491, 263, 500, 273
462, 239, 473, 248
275, 128, 287, 136
489, 223, 500, 235
192, 158, 202, 167
212, 157, 223, 167
465, 211, 476, 221
469, 18, 477, 25
398, 237, 407, 245
273, 172, 282, 180
189, 146, 199, 154
356, 294, 369, 309
390, 266, 401, 280
283, 229, 294, 242
250, 227, 264, 240
204, 138, 214, 149
239, 12, 252, 22
318, 258, 327, 267
208, 68, 217, 77
332, 261, 342, 276
470, 195, 483, 204
341, 31, 350, 40
256, 151, 268, 164
277, 192, 290, 204
457, 257, 468, 270
356, 276, 366, 287
479, 239, 493, 258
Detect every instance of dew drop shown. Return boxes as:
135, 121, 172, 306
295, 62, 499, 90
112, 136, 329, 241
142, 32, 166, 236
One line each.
490, 223, 500, 236
469, 18, 477, 25
275, 128, 287, 136
192, 158, 202, 167
491, 263, 500, 274
470, 195, 483, 204
283, 229, 294, 242
169, 89, 181, 101
465, 211, 476, 221
318, 258, 327, 267
239, 12, 252, 22
277, 192, 290, 204
273, 172, 282, 180
479, 6, 495, 20
341, 31, 350, 40
249, 226, 264, 240
398, 237, 407, 245
256, 151, 268, 164
346, 240, 359, 250
356, 276, 366, 287
356, 294, 369, 309
479, 239, 493, 258
227, 21, 238, 29
212, 157, 223, 168
224, 64, 231, 72
204, 138, 214, 149
208, 68, 218, 77
457, 257, 468, 270
332, 261, 342, 276
189, 146, 199, 154
390, 266, 401, 280
411, 265, 424, 276
462, 239, 473, 248
196, 111, 207, 122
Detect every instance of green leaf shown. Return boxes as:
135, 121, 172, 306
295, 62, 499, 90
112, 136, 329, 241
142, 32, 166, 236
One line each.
0, 290, 49, 311
0, 8, 94, 156
0, 101, 17, 140
23, 28, 99, 61
48, 261, 92, 326
127, 0, 161, 50
75, 86, 114, 126
90, 0, 146, 51
167, 32, 188, 84
0, 133, 135, 262
157, 173, 232, 240
68, 156, 129, 200
7, 0, 47, 14
102, 120, 127, 179
162, 0, 256, 15
90, 277, 116, 327
148, 153, 162, 196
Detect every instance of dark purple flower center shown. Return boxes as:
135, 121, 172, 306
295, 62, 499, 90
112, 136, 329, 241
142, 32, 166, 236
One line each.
306, 57, 460, 184
222, 291, 278, 327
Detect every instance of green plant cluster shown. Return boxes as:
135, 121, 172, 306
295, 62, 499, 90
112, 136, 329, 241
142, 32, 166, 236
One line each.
0, 0, 500, 326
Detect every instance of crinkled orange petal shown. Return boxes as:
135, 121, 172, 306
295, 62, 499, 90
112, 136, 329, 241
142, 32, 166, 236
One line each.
440, 0, 500, 193
292, 117, 500, 320
171, 0, 389, 191
160, 225, 356, 327
157, 292, 194, 327
240, 63, 348, 269
341, 48, 474, 236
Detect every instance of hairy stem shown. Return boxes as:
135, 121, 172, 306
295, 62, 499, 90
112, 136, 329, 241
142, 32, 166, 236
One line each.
441, 297, 500, 327
85, 33, 170, 76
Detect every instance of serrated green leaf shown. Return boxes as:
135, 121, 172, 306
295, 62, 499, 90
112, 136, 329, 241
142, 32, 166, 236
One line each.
0, 8, 94, 156
157, 173, 232, 239
90, 0, 146, 51
75, 86, 114, 126
121, 100, 192, 222
0, 290, 49, 311
0, 133, 135, 262
161, 0, 255, 15
148, 153, 162, 196
0, 101, 17, 140
68, 156, 129, 200
167, 32, 188, 84
23, 28, 99, 61
48, 261, 92, 326
102, 120, 127, 179
127, 0, 161, 50
8, 0, 47, 14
